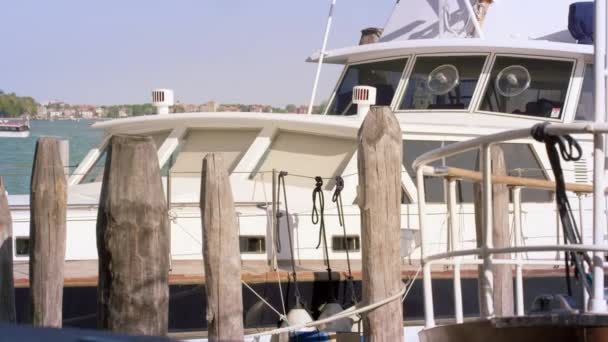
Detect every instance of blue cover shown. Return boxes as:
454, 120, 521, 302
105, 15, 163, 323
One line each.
569, 2, 594, 44
290, 331, 330, 341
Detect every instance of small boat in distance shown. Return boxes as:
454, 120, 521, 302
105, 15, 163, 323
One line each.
0, 117, 30, 138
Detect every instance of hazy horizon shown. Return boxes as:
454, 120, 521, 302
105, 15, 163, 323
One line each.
1, 1, 395, 107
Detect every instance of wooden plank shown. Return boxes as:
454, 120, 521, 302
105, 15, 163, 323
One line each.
29, 138, 67, 327
96, 135, 170, 335
442, 166, 594, 194
0, 176, 16, 322
200, 154, 244, 341
357, 106, 403, 341
474, 146, 514, 317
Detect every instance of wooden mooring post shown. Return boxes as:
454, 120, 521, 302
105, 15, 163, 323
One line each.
474, 145, 514, 317
357, 107, 403, 341
29, 138, 67, 327
0, 176, 16, 322
96, 135, 170, 335
200, 153, 244, 341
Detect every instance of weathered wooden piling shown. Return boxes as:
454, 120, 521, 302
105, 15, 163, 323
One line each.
29, 138, 67, 327
474, 145, 514, 317
357, 106, 403, 341
96, 135, 169, 335
200, 153, 244, 341
0, 176, 16, 322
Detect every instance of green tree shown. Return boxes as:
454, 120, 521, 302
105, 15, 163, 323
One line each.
285, 104, 296, 113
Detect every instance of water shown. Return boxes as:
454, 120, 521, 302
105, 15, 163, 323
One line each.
0, 120, 103, 194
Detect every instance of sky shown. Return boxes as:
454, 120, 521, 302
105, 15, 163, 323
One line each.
0, 1, 395, 107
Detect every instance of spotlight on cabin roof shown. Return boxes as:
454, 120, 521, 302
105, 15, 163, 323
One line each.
152, 89, 174, 115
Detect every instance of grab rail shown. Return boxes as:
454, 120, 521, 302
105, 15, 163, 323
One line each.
413, 122, 608, 328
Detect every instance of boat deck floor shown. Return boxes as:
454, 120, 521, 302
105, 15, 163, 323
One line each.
12, 259, 576, 288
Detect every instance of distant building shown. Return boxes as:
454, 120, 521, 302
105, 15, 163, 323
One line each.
199, 101, 217, 112
295, 105, 308, 114
248, 104, 264, 113
49, 111, 63, 118
118, 108, 129, 118
80, 111, 94, 119
219, 104, 241, 112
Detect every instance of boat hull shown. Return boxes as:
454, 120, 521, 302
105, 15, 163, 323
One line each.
419, 316, 608, 342
0, 131, 29, 138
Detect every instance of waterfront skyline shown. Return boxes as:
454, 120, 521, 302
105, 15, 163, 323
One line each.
1, 1, 394, 107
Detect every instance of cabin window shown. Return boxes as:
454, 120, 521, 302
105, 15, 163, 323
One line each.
239, 236, 266, 254
327, 58, 408, 115
332, 235, 360, 252
15, 237, 29, 256
575, 64, 594, 121
399, 55, 487, 111
403, 140, 551, 203
480, 56, 574, 119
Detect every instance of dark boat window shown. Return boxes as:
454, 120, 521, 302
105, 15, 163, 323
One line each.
15, 237, 29, 256
480, 56, 574, 119
332, 235, 360, 252
403, 140, 551, 203
399, 55, 487, 111
327, 58, 408, 115
239, 236, 265, 254
575, 64, 594, 121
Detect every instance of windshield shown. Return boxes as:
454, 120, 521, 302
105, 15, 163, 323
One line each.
327, 58, 408, 115
399, 55, 487, 111
480, 56, 574, 119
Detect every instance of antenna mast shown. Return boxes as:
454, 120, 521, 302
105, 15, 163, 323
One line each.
307, 0, 337, 115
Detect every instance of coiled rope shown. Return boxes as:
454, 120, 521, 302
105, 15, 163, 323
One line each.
332, 176, 358, 305
276, 171, 304, 307
312, 176, 335, 302
531, 122, 591, 297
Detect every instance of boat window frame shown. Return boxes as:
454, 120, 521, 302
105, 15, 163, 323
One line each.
473, 53, 578, 122
394, 52, 492, 114
399, 136, 552, 204
323, 55, 414, 115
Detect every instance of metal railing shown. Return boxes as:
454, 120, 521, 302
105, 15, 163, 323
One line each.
413, 122, 608, 328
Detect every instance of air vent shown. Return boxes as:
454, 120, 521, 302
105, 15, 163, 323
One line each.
152, 88, 174, 115
573, 157, 588, 184
352, 86, 377, 117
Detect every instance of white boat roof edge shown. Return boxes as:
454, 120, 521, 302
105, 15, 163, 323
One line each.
306, 38, 594, 65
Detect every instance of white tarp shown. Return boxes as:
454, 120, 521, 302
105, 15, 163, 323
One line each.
381, 0, 583, 43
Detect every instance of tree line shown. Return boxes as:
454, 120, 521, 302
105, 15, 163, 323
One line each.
0, 90, 38, 118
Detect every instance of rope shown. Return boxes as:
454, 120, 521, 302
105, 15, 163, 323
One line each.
277, 171, 304, 307
311, 176, 335, 302
531, 122, 591, 297
332, 176, 357, 305
245, 283, 411, 338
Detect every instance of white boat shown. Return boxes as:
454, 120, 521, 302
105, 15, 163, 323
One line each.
0, 117, 30, 138
6, 0, 608, 339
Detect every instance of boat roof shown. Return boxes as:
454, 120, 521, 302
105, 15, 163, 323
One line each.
307, 38, 593, 65
92, 112, 362, 138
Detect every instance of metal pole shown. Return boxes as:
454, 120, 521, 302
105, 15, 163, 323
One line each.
167, 154, 173, 271
555, 200, 561, 261
590, 0, 607, 313
578, 193, 589, 312
417, 167, 435, 328
480, 144, 494, 318
307, 0, 337, 115
513, 187, 524, 316
438, 0, 446, 38
447, 179, 463, 323
271, 169, 278, 270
